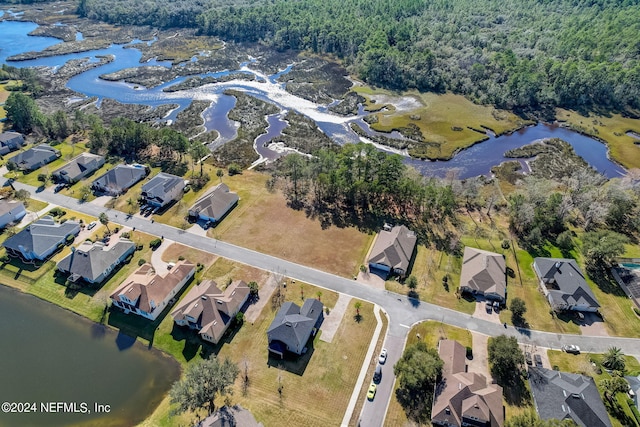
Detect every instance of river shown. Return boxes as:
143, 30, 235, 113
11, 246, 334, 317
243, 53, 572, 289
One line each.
0, 17, 627, 179
0, 285, 180, 427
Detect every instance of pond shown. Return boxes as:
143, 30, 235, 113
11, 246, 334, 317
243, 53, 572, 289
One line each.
0, 285, 180, 427
0, 18, 628, 179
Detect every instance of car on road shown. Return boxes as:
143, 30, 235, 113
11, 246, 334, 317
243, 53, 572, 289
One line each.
87, 221, 97, 230
534, 354, 543, 368
54, 184, 66, 193
373, 364, 382, 383
367, 382, 377, 401
525, 352, 532, 366
562, 344, 581, 354
379, 348, 388, 364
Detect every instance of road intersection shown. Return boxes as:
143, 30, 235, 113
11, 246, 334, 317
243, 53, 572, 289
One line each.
17, 181, 640, 426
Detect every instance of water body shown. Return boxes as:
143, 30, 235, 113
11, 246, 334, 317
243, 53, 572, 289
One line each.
0, 285, 180, 427
0, 18, 628, 179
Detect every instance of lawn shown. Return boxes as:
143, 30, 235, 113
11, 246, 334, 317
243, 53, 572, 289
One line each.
556, 109, 640, 170
139, 279, 377, 427
352, 88, 533, 160
547, 350, 640, 427
203, 170, 374, 278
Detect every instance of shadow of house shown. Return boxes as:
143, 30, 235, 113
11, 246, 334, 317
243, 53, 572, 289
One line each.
267, 299, 323, 362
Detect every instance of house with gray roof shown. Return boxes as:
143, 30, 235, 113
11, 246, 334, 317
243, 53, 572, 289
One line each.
432, 339, 504, 427
533, 258, 600, 312
0, 200, 26, 229
172, 279, 250, 344
91, 164, 148, 196
8, 143, 60, 172
52, 153, 105, 184
625, 374, 640, 408
529, 367, 612, 427
0, 131, 25, 155
141, 172, 185, 208
368, 224, 417, 278
188, 183, 238, 224
56, 239, 135, 284
2, 215, 80, 261
267, 299, 324, 358
111, 260, 195, 321
460, 247, 507, 302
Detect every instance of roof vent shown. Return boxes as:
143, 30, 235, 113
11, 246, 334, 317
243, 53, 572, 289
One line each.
201, 296, 207, 300
555, 262, 561, 269
571, 393, 581, 399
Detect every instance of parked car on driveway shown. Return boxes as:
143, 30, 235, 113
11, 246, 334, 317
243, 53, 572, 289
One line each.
534, 354, 543, 368
562, 344, 581, 354
525, 352, 533, 366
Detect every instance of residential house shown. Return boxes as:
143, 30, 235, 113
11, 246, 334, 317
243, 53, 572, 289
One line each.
91, 164, 148, 196
529, 367, 612, 427
171, 279, 250, 344
267, 299, 324, 358
0, 200, 26, 228
368, 224, 417, 278
141, 172, 185, 208
533, 258, 600, 312
188, 183, 238, 224
431, 339, 504, 427
2, 215, 80, 261
110, 260, 195, 321
459, 247, 507, 302
0, 131, 25, 155
52, 153, 105, 184
56, 239, 136, 284
8, 143, 60, 172
625, 374, 640, 408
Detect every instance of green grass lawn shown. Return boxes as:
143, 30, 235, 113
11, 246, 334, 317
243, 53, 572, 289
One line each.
548, 350, 640, 427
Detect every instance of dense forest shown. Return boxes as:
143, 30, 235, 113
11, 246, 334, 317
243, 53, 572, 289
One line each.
77, 0, 640, 114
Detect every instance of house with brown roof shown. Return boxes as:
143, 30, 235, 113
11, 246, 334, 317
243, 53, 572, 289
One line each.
110, 260, 195, 321
459, 247, 507, 302
368, 224, 417, 278
432, 340, 504, 427
188, 183, 239, 224
171, 279, 250, 344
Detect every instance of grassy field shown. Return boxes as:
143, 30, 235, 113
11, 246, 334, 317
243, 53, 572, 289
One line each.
352, 88, 532, 160
384, 322, 472, 427
201, 171, 374, 278
547, 350, 640, 427
557, 109, 640, 170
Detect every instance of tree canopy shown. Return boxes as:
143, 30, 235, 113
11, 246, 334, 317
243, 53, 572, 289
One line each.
393, 341, 443, 423
487, 335, 524, 386
169, 357, 239, 416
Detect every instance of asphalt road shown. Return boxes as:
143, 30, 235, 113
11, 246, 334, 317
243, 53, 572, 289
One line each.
17, 182, 640, 426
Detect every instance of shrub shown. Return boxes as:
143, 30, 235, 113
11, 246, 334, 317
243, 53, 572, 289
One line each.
634, 307, 640, 317
228, 163, 242, 176
466, 346, 473, 359
178, 255, 185, 261
65, 234, 75, 245
136, 244, 143, 251
138, 259, 146, 266
121, 232, 131, 239
49, 207, 66, 217
149, 238, 162, 250
196, 263, 204, 272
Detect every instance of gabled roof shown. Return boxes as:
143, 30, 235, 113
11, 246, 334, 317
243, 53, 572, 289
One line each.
534, 258, 600, 309
529, 367, 612, 427
3, 216, 80, 257
141, 172, 184, 203
0, 131, 24, 145
189, 183, 239, 220
53, 153, 104, 181
267, 299, 323, 351
460, 247, 506, 299
0, 200, 25, 217
171, 279, 250, 342
111, 260, 195, 313
9, 144, 59, 170
432, 340, 504, 427
368, 225, 417, 272
57, 239, 135, 283
92, 164, 147, 194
